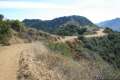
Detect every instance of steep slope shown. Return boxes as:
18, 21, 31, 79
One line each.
18, 42, 102, 80
23, 15, 97, 32
0, 42, 103, 80
97, 18, 120, 31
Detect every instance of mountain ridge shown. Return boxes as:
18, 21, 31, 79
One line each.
97, 18, 120, 31
23, 15, 97, 32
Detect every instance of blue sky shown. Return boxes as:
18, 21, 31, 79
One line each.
0, 0, 120, 23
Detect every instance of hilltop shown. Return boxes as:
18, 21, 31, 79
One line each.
23, 15, 97, 34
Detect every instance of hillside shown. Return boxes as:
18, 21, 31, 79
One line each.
0, 15, 57, 45
0, 42, 104, 80
0, 33, 119, 80
97, 18, 120, 31
23, 15, 97, 33
0, 14, 120, 80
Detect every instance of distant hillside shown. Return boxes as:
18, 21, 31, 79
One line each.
97, 18, 120, 31
23, 15, 97, 33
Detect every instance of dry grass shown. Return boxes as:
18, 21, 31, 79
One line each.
17, 42, 102, 80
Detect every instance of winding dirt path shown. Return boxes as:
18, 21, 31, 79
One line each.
56, 29, 107, 43
84, 29, 106, 38
0, 43, 33, 80
57, 36, 78, 43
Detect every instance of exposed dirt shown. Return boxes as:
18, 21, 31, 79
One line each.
0, 43, 33, 80
55, 29, 107, 43
56, 36, 78, 43
84, 29, 107, 38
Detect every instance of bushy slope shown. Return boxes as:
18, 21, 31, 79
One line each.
77, 32, 120, 79
55, 24, 87, 36
0, 15, 56, 45
0, 19, 25, 45
46, 32, 120, 79
79, 32, 120, 69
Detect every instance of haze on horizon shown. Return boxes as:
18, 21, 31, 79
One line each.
0, 0, 119, 23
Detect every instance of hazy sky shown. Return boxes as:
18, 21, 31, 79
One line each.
0, 0, 119, 23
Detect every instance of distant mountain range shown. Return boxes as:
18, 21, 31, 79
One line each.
23, 15, 97, 33
97, 18, 120, 31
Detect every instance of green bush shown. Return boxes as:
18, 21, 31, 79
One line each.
0, 21, 11, 45
79, 32, 120, 69
0, 15, 25, 45
55, 24, 87, 36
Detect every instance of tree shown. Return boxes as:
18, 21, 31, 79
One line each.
77, 28, 87, 34
11, 20, 25, 32
0, 14, 4, 21
104, 27, 113, 33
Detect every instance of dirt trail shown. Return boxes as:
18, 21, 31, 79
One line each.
57, 36, 78, 43
84, 29, 106, 38
56, 29, 107, 43
0, 43, 34, 80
